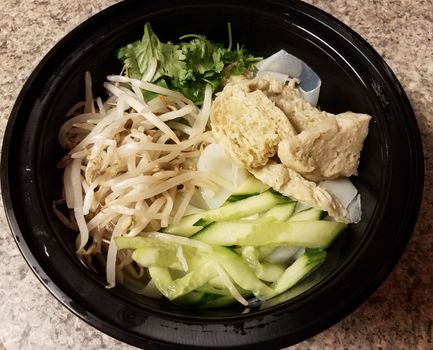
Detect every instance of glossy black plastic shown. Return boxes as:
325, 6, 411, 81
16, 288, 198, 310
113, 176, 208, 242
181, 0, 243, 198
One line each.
1, 0, 423, 348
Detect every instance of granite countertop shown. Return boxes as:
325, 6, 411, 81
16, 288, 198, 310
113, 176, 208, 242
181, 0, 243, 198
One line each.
0, 1, 432, 349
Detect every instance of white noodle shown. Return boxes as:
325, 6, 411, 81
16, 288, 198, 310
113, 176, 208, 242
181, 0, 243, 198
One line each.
59, 73, 240, 304
106, 216, 130, 288
172, 183, 195, 224
161, 191, 174, 228
104, 82, 180, 143
70, 158, 89, 251
167, 121, 192, 136
107, 75, 196, 106
191, 84, 212, 138
82, 182, 98, 216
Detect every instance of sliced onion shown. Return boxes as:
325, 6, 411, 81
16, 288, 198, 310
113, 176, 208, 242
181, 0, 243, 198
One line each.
319, 178, 362, 223
197, 143, 248, 209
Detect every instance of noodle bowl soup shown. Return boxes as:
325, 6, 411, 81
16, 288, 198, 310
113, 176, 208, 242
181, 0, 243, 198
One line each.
2, 1, 422, 348
56, 24, 366, 308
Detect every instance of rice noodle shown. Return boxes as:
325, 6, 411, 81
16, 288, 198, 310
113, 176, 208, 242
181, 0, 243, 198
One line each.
103, 82, 180, 143
106, 216, 131, 288
190, 83, 212, 138
172, 182, 195, 224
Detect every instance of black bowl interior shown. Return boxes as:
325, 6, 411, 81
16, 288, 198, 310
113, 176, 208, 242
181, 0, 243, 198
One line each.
1, 0, 423, 348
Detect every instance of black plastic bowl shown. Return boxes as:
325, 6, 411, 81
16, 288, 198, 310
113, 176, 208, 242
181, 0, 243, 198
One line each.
1, 0, 423, 348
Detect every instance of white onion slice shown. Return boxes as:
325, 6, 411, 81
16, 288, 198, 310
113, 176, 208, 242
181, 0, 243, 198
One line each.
347, 194, 362, 224
197, 144, 248, 209
256, 50, 303, 77
319, 178, 362, 223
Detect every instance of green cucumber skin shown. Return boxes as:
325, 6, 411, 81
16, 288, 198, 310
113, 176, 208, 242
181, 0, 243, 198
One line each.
115, 236, 167, 250
240, 246, 285, 282
213, 246, 274, 299
232, 176, 270, 196
162, 214, 203, 237
162, 191, 288, 235
267, 248, 327, 299
132, 247, 181, 269
259, 202, 297, 222
194, 191, 288, 226
288, 208, 325, 222
194, 220, 346, 249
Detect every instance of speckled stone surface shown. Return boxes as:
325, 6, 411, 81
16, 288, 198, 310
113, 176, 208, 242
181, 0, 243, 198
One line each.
0, 1, 432, 349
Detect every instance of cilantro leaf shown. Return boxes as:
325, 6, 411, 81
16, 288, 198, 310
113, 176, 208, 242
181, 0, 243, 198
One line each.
116, 22, 261, 104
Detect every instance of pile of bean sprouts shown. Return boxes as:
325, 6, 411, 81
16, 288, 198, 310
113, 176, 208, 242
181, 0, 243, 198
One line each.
56, 71, 248, 305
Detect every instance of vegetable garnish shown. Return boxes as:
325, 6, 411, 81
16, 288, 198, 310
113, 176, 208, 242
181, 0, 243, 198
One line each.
117, 22, 262, 104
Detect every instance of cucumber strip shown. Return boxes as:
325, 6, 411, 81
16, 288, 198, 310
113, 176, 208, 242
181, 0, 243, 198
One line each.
163, 190, 288, 236
240, 246, 284, 282
132, 247, 182, 270
268, 249, 326, 298
258, 202, 297, 222
194, 220, 346, 248
149, 262, 217, 300
208, 276, 228, 290
232, 176, 270, 196
162, 213, 203, 237
287, 207, 324, 222
194, 191, 288, 226
212, 246, 274, 299
115, 236, 168, 250
196, 284, 230, 296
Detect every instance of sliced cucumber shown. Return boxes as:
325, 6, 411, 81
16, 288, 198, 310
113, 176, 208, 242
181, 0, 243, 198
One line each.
240, 246, 284, 282
258, 202, 297, 222
194, 220, 346, 249
287, 208, 324, 222
196, 284, 230, 296
164, 190, 288, 236
162, 213, 203, 237
207, 276, 227, 290
232, 176, 270, 196
270, 249, 326, 298
194, 191, 288, 226
115, 236, 167, 250
212, 246, 273, 299
149, 261, 217, 300
132, 247, 182, 270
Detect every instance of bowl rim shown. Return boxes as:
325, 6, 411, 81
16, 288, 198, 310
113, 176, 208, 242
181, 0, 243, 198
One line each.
1, 0, 424, 348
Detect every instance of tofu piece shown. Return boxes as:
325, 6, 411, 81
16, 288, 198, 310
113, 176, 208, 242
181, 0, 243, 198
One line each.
249, 162, 347, 221
265, 80, 330, 133
278, 112, 371, 181
251, 79, 371, 181
210, 80, 296, 168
